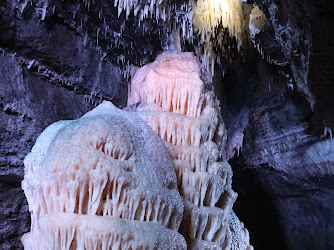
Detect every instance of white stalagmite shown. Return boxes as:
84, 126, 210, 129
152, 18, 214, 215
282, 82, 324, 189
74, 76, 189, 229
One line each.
22, 101, 186, 249
127, 52, 253, 249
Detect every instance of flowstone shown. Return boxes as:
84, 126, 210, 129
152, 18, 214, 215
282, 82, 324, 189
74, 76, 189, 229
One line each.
127, 52, 252, 249
22, 51, 252, 250
22, 101, 186, 249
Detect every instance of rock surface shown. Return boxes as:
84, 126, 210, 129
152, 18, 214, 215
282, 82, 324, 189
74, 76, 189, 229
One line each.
223, 41, 334, 250
0, 1, 128, 248
1, 0, 334, 249
221, 1, 334, 249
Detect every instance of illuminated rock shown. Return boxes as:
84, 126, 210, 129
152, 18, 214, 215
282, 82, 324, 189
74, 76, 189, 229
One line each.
22, 101, 186, 249
128, 51, 252, 249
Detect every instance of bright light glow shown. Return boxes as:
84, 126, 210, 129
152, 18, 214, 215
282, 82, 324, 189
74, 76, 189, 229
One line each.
192, 0, 253, 75
194, 0, 245, 47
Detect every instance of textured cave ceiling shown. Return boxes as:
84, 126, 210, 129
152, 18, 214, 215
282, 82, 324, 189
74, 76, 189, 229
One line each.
0, 0, 334, 249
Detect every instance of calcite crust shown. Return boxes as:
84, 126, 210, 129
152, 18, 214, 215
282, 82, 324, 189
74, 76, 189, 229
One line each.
128, 52, 252, 249
22, 51, 252, 250
22, 101, 186, 249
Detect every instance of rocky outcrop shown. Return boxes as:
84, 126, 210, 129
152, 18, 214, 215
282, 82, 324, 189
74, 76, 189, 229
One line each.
253, 0, 313, 107
222, 49, 334, 250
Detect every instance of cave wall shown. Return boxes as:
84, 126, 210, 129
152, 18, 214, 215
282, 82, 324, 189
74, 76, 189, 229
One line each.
0, 1, 128, 248
223, 0, 334, 248
223, 55, 334, 249
1, 0, 334, 249
308, 0, 334, 130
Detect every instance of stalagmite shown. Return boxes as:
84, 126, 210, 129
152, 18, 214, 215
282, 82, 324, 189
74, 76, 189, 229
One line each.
127, 52, 252, 249
21, 101, 186, 249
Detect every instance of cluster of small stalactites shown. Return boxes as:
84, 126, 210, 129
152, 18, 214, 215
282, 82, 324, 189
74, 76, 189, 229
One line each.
194, 0, 245, 45
22, 101, 186, 249
97, 0, 256, 77
22, 213, 187, 250
128, 52, 219, 117
75, 0, 262, 80
127, 52, 226, 149
128, 51, 252, 249
46, 0, 265, 81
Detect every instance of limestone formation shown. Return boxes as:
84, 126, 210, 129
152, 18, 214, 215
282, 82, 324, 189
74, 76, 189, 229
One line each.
128, 52, 252, 249
21, 101, 186, 249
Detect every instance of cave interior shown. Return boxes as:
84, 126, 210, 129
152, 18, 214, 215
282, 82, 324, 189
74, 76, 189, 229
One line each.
0, 0, 334, 249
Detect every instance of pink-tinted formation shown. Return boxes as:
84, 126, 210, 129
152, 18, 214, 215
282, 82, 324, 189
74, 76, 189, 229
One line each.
22, 51, 251, 250
22, 101, 186, 249
128, 52, 252, 249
